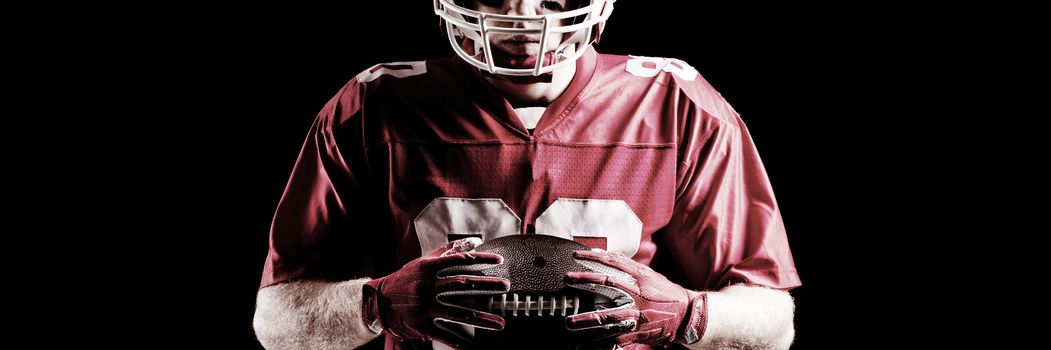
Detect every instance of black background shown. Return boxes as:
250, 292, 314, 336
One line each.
1, 1, 977, 348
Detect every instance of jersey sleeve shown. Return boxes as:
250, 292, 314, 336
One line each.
662, 86, 801, 291
259, 78, 380, 289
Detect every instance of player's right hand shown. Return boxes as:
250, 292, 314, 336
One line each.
361, 238, 509, 348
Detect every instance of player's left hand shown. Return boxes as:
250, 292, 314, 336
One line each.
564, 249, 708, 348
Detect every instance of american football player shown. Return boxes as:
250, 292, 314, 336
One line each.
253, 1, 800, 349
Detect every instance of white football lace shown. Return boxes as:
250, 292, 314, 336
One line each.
488, 293, 608, 317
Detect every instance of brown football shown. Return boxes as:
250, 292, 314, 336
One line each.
436, 234, 632, 349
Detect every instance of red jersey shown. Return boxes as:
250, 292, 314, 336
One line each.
260, 47, 800, 348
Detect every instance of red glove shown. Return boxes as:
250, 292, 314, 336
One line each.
564, 249, 709, 348
362, 238, 510, 348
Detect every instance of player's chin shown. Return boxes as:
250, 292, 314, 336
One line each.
492, 51, 555, 70
495, 55, 539, 69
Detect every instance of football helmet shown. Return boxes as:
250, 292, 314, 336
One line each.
433, 0, 615, 76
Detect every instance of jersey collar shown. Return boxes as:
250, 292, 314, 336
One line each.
457, 47, 599, 139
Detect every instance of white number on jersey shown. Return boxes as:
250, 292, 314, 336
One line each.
414, 197, 521, 254
355, 61, 427, 83
625, 56, 698, 81
534, 198, 642, 258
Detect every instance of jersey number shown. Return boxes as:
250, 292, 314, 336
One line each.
625, 56, 698, 81
355, 61, 427, 82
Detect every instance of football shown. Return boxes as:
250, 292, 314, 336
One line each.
436, 234, 633, 349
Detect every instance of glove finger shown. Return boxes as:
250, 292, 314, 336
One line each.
426, 251, 503, 270
427, 237, 484, 258
565, 307, 639, 331
429, 241, 456, 258
572, 250, 636, 271
436, 307, 506, 331
564, 271, 640, 295
434, 275, 510, 294
441, 237, 484, 256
